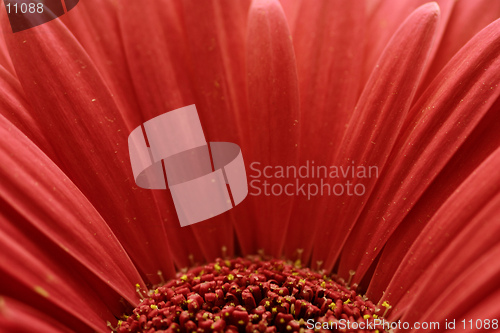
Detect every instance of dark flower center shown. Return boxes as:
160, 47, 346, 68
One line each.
116, 257, 386, 332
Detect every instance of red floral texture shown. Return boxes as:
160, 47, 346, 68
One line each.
0, 0, 499, 332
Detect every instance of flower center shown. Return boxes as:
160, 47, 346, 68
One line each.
116, 257, 385, 332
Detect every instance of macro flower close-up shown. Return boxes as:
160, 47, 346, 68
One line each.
0, 0, 500, 332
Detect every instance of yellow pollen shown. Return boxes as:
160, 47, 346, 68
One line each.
181, 275, 188, 281
34, 286, 49, 298
227, 274, 234, 281
150, 305, 158, 310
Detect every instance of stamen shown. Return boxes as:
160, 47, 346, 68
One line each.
347, 269, 356, 287
157, 270, 165, 284
135, 284, 145, 300
381, 300, 392, 318
107, 320, 117, 332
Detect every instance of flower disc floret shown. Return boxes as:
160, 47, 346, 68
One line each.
118, 257, 384, 333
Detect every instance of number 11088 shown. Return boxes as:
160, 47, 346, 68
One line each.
6, 2, 44, 14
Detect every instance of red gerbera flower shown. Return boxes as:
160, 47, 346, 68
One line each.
0, 0, 499, 332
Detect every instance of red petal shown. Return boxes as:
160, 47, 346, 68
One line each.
393, 190, 500, 323
367, 96, 500, 301
117, 0, 192, 120
363, 0, 454, 87
240, 0, 300, 257
0, 10, 15, 74
339, 17, 500, 281
453, 290, 500, 333
278, 0, 300, 33
0, 114, 145, 305
0, 297, 72, 333
376, 147, 500, 312
309, 3, 440, 272
4, 17, 176, 283
117, 0, 202, 269
61, 0, 144, 129
177, 0, 252, 261
405, 245, 500, 328
281, 0, 366, 261
420, 0, 500, 93
0, 215, 113, 332
0, 68, 57, 157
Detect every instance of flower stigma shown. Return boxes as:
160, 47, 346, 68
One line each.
116, 257, 389, 332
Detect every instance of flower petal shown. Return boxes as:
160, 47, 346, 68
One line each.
61, 0, 143, 128
453, 290, 500, 333
405, 245, 500, 329
241, 0, 300, 257
310, 3, 440, 272
278, 0, 300, 33
117, 0, 192, 121
117, 0, 211, 270
0, 114, 145, 305
420, 0, 500, 92
394, 190, 500, 323
281, 0, 366, 261
338, 17, 500, 281
363, 0, 454, 87
3, 16, 176, 283
177, 0, 252, 261
0, 215, 113, 333
0, 66, 56, 154
376, 146, 500, 313
367, 96, 500, 301
0, 297, 72, 333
